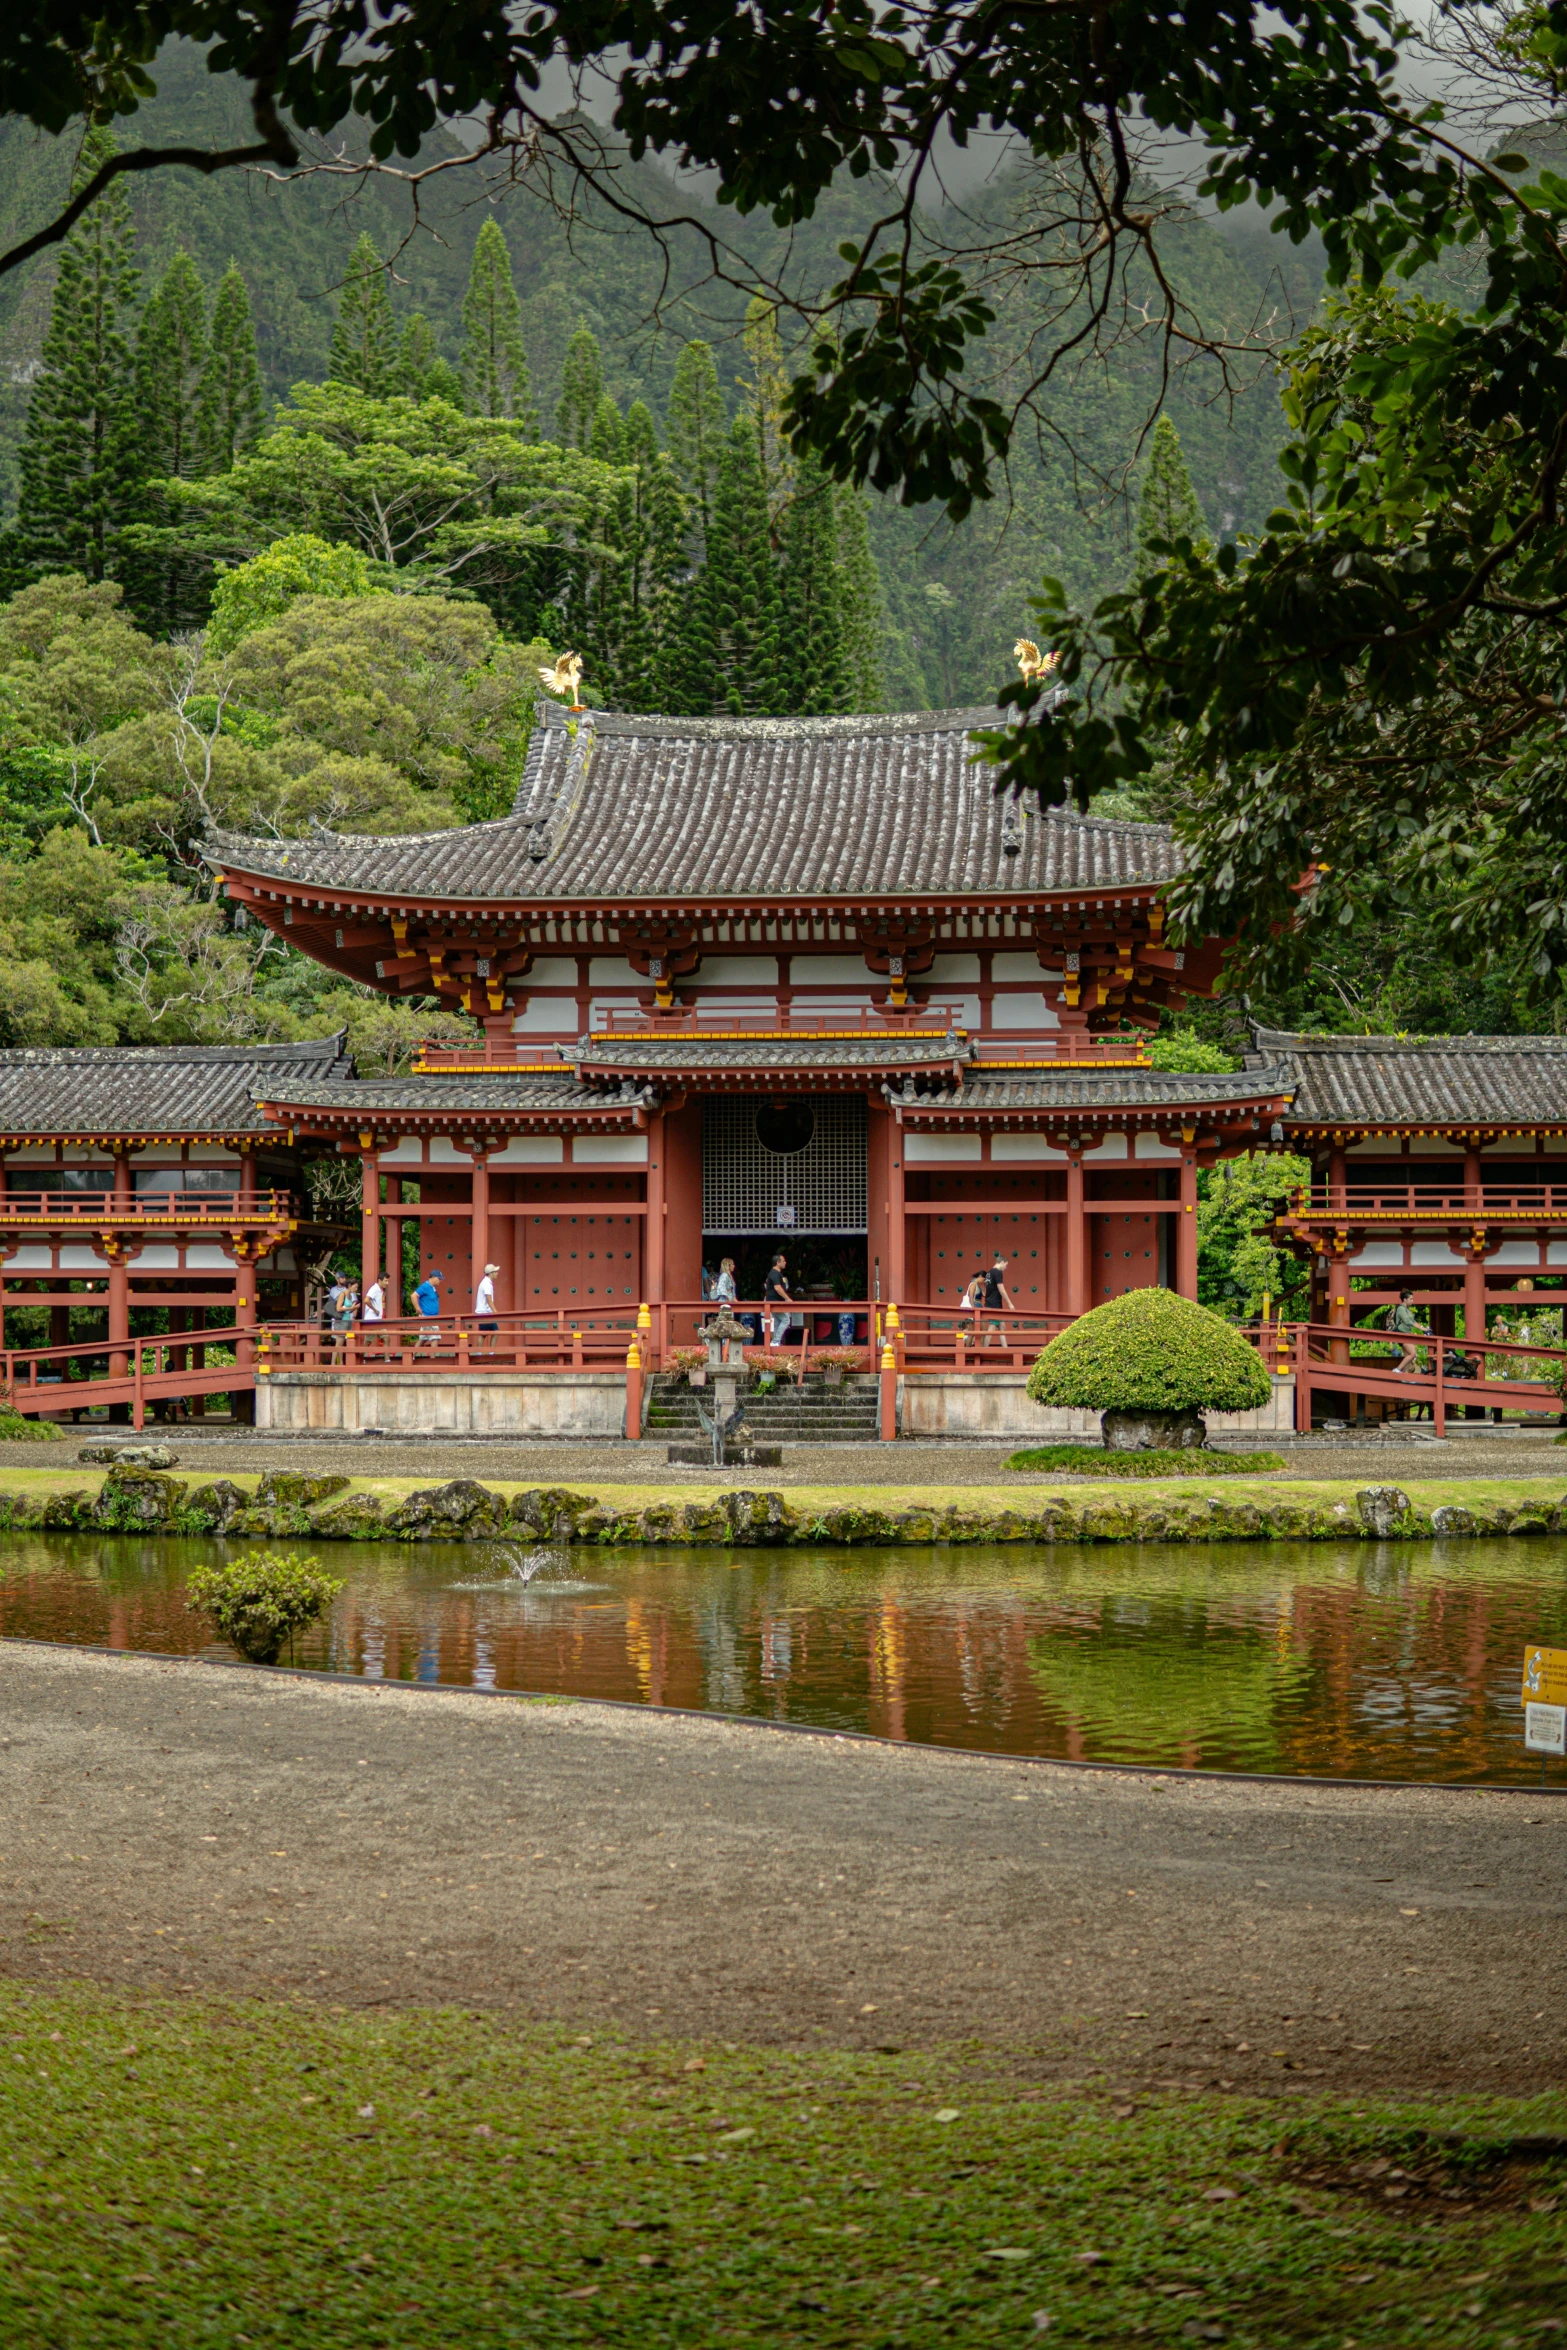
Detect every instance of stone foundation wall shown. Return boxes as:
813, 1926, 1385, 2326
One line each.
898, 1372, 1296, 1441
256, 1371, 629, 1437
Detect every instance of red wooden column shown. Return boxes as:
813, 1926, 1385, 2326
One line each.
1065, 1148, 1087, 1318
385, 1176, 404, 1322
887, 1122, 907, 1307
108, 1150, 133, 1378
1177, 1135, 1200, 1299
359, 1138, 380, 1299
469, 1150, 489, 1310
1462, 1145, 1486, 1345
644, 1109, 666, 1302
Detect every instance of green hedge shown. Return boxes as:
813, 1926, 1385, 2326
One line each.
1026, 1287, 1272, 1414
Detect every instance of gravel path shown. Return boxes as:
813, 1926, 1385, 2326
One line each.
1, 1433, 1563, 1485
3, 1642, 1561, 2096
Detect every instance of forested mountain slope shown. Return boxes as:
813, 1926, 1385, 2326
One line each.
0, 44, 1320, 706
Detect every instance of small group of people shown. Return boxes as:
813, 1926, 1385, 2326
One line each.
699, 1253, 813, 1350
320, 1262, 504, 1352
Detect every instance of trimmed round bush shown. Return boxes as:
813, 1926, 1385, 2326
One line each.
1027, 1288, 1271, 1447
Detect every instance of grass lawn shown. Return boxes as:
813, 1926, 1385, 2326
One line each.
2, 1985, 1564, 2347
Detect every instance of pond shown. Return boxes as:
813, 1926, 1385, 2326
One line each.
3, 1531, 1564, 1785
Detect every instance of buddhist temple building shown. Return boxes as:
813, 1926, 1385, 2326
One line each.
4, 701, 1565, 1431
206, 705, 1293, 1326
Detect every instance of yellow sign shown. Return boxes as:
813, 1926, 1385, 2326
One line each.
1521, 1646, 1567, 1707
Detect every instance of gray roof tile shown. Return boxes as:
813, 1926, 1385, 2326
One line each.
1251, 1029, 1567, 1127
907, 1066, 1295, 1115
0, 1037, 353, 1139
207, 706, 1184, 906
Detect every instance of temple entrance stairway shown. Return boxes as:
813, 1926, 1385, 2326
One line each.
646, 1372, 880, 1444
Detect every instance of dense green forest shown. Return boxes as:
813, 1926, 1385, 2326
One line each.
0, 43, 1313, 707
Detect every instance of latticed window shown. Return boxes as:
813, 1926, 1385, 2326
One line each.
702, 1095, 867, 1233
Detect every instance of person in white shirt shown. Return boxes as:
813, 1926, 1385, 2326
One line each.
474, 1261, 501, 1352
362, 1276, 384, 1354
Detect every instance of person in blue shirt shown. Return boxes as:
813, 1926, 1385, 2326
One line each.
413, 1269, 443, 1349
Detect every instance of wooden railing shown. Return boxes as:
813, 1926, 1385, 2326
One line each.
1, 1326, 248, 1429
1280, 1184, 1567, 1221
0, 1189, 293, 1226
1281, 1319, 1562, 1435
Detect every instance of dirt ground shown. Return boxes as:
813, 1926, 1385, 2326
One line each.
3, 1640, 1561, 2098
0, 1431, 1561, 1486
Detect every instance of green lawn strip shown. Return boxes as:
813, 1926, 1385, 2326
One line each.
0, 1986, 1562, 2349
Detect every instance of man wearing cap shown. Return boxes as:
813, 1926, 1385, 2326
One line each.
474, 1261, 502, 1354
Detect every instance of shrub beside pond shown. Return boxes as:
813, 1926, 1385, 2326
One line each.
1027, 1288, 1273, 1449
185, 1549, 343, 1664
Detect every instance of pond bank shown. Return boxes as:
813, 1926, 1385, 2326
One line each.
10, 1464, 1567, 1543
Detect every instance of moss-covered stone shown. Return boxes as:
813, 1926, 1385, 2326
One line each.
255, 1471, 351, 1511
308, 1492, 388, 1539
91, 1467, 189, 1531
1077, 1499, 1141, 1543
1431, 1504, 1478, 1537
727, 1490, 796, 1545
386, 1480, 509, 1540
225, 1507, 278, 1538
679, 1500, 731, 1543
1507, 1506, 1552, 1536
185, 1480, 249, 1534
39, 1492, 87, 1530
508, 1487, 593, 1540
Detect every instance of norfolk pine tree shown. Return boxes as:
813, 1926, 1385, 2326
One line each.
698, 413, 780, 715
833, 485, 886, 713
328, 234, 398, 399
779, 454, 849, 714
1134, 415, 1208, 572
195, 262, 265, 473
16, 128, 142, 585
459, 221, 534, 428
134, 249, 210, 628
664, 340, 726, 564
556, 327, 604, 451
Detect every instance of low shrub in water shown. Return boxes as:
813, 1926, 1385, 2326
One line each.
185, 1549, 343, 1664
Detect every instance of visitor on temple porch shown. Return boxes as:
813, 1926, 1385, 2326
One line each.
414, 1270, 444, 1352
362, 1273, 384, 1354
981, 1256, 1015, 1348
1388, 1289, 1425, 1374
474, 1263, 501, 1353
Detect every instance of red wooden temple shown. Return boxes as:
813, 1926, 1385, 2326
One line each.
3, 704, 1564, 1430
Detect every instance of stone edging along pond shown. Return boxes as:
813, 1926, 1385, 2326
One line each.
6, 1465, 1567, 1545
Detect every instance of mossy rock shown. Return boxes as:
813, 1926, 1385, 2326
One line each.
725, 1491, 796, 1545
679, 1500, 731, 1543
226, 1507, 279, 1538
186, 1480, 250, 1534
39, 1492, 86, 1530
1026, 1288, 1271, 1429
888, 1509, 938, 1542
635, 1503, 682, 1542
508, 1487, 593, 1540
1508, 1506, 1552, 1536
1431, 1504, 1478, 1537
255, 1471, 351, 1510
308, 1492, 388, 1539
386, 1479, 509, 1539
1199, 1497, 1266, 1541
1077, 1500, 1141, 1543
91, 1467, 189, 1531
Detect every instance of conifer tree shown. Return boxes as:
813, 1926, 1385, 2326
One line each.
779, 455, 849, 714
16, 128, 142, 584
739, 295, 794, 526
195, 260, 265, 472
833, 483, 886, 712
695, 413, 781, 715
1134, 414, 1207, 571
590, 392, 625, 466
396, 313, 463, 404
459, 220, 534, 427
619, 399, 687, 711
137, 250, 209, 484
664, 339, 726, 563
556, 326, 604, 450
328, 233, 398, 398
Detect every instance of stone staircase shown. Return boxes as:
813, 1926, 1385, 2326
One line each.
646, 1372, 880, 1444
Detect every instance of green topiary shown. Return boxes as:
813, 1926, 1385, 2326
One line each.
185, 1549, 343, 1665
1027, 1288, 1272, 1419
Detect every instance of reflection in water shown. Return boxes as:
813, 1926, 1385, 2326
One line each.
2, 1532, 1565, 1783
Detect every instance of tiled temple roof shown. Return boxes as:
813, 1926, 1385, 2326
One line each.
570, 1033, 967, 1078
207, 705, 1184, 905
0, 1037, 353, 1140
254, 1071, 637, 1119
1250, 1030, 1567, 1128
898, 1066, 1295, 1117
